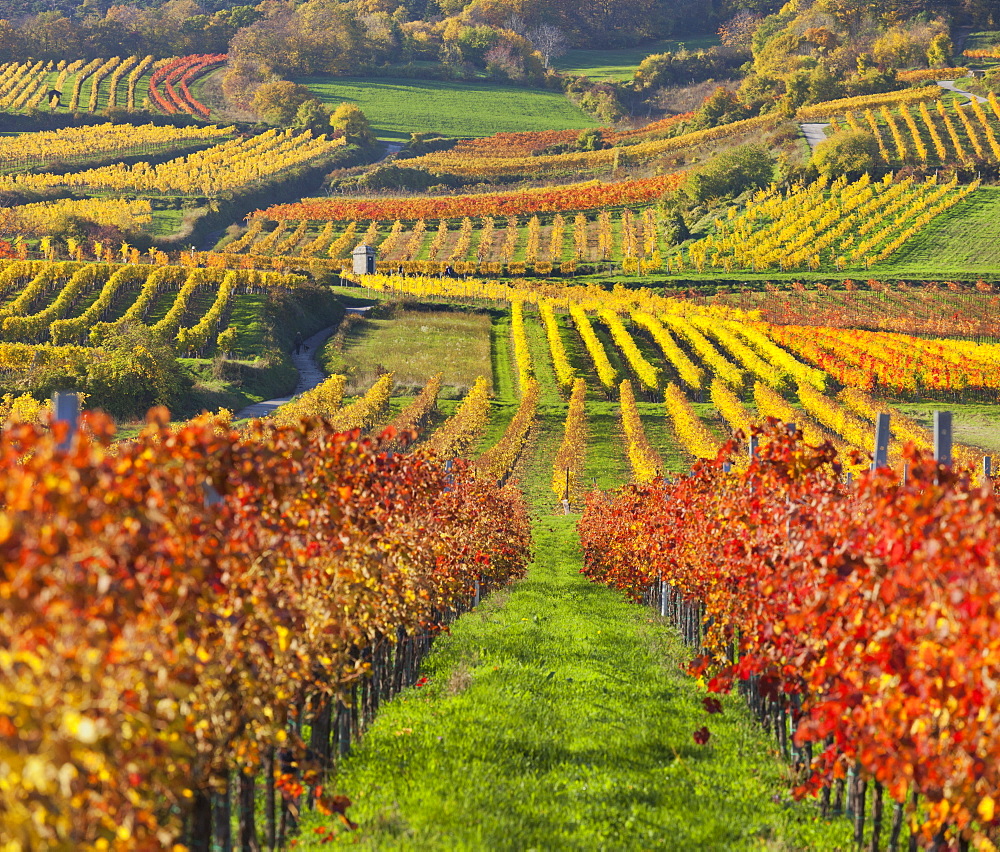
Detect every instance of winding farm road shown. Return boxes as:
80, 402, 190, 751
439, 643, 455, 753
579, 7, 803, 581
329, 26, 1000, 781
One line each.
234, 305, 375, 420
235, 324, 336, 420
800, 122, 831, 151
937, 80, 988, 104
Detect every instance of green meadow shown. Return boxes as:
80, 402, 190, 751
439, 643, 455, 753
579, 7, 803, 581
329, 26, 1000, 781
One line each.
296, 77, 599, 139
553, 36, 720, 81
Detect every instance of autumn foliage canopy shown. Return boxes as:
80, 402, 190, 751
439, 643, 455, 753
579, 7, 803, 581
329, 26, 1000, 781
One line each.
0, 409, 532, 849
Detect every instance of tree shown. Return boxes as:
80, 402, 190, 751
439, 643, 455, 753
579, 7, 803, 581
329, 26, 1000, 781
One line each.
527, 23, 568, 68
456, 24, 500, 65
216, 326, 238, 356
812, 129, 879, 178
222, 55, 270, 110
872, 21, 949, 69
576, 128, 606, 151
683, 144, 775, 202
926, 31, 952, 67
226, 0, 364, 78
294, 98, 330, 133
0, 20, 18, 58
485, 43, 526, 81
718, 12, 762, 48
978, 65, 1000, 95
574, 0, 667, 47
696, 86, 750, 128
330, 103, 376, 148
252, 80, 312, 125
662, 208, 690, 245
23, 12, 82, 59
29, 325, 191, 420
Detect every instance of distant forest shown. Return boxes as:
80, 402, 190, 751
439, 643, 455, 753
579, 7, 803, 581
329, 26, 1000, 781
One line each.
3, 0, 1000, 126
0, 0, 998, 62
0, 0, 814, 57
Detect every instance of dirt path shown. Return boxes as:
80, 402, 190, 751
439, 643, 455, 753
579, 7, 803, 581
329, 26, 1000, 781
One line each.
800, 122, 831, 151
234, 325, 335, 420
937, 80, 988, 104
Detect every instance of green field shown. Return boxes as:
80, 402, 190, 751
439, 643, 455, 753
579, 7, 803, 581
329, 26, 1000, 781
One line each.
296, 77, 599, 139
895, 402, 1000, 456
321, 304, 494, 398
553, 36, 720, 81
964, 30, 1000, 51
873, 188, 1000, 275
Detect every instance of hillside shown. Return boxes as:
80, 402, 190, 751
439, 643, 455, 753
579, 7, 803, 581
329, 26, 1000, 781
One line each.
6, 3, 1000, 852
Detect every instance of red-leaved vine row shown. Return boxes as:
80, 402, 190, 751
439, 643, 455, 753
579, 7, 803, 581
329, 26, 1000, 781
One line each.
0, 409, 532, 850
149, 54, 225, 119
580, 421, 1000, 850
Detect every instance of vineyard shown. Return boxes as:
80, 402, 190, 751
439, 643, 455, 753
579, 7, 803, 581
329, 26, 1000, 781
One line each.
257, 172, 684, 222
5, 259, 999, 459
0, 258, 312, 354
0, 88, 989, 272
870, 187, 1000, 276
837, 95, 1000, 168
681, 173, 977, 272
222, 203, 671, 275
6, 240, 1000, 848
795, 84, 943, 121
329, 274, 1000, 476
203, 172, 976, 276
0, 53, 223, 119
0, 123, 231, 173
9, 261, 1000, 842
398, 113, 780, 179
10, 19, 1000, 851
0, 129, 343, 197
712, 278, 1000, 337
581, 425, 1000, 850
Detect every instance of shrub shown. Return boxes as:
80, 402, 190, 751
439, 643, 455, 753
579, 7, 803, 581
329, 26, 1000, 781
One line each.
682, 144, 775, 203
812, 129, 879, 179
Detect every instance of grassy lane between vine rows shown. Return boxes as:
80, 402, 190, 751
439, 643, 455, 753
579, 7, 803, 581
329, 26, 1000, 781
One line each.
477, 312, 520, 457
290, 303, 854, 850
298, 514, 850, 850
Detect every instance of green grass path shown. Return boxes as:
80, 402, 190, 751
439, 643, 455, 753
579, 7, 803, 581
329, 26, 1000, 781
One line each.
872, 188, 1000, 275
303, 517, 851, 850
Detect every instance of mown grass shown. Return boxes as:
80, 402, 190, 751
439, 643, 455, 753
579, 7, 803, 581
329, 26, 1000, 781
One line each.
637, 398, 690, 474
299, 518, 855, 851
478, 312, 519, 457
226, 292, 270, 355
294, 77, 598, 140
321, 308, 494, 398
894, 401, 1000, 455
872, 188, 1000, 275
553, 36, 719, 81
140, 288, 180, 326
147, 208, 186, 238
